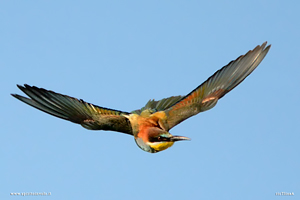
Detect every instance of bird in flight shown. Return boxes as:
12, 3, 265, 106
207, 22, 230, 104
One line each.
12, 42, 271, 153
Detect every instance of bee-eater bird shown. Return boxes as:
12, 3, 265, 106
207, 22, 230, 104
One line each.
12, 42, 270, 153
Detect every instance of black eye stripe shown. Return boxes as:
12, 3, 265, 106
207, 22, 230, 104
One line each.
159, 136, 169, 141
149, 136, 170, 142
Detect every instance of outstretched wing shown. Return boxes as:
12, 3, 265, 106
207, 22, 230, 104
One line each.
12, 84, 133, 135
163, 42, 271, 130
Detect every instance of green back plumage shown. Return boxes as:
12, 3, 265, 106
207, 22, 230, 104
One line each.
131, 95, 183, 115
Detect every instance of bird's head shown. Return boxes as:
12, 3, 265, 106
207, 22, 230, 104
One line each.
134, 127, 190, 153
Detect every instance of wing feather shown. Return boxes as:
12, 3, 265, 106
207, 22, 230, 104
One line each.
163, 42, 271, 130
12, 84, 133, 135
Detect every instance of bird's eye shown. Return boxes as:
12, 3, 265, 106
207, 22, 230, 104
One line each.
148, 136, 169, 143
157, 136, 169, 141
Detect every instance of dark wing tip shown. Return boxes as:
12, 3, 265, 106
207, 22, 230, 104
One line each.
11, 85, 27, 98
11, 93, 20, 99
264, 43, 271, 53
16, 84, 32, 94
261, 41, 271, 55
17, 84, 25, 89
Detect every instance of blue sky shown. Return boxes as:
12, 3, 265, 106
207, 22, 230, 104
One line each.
1, 1, 299, 199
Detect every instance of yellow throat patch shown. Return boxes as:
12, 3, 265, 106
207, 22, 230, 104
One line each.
149, 141, 174, 152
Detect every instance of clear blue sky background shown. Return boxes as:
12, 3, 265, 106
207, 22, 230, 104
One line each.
1, 1, 299, 200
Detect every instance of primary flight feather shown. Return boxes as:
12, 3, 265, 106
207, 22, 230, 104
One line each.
12, 42, 271, 153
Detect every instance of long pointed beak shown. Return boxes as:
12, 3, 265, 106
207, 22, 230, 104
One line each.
170, 136, 191, 142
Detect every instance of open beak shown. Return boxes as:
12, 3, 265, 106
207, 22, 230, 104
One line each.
170, 135, 191, 142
